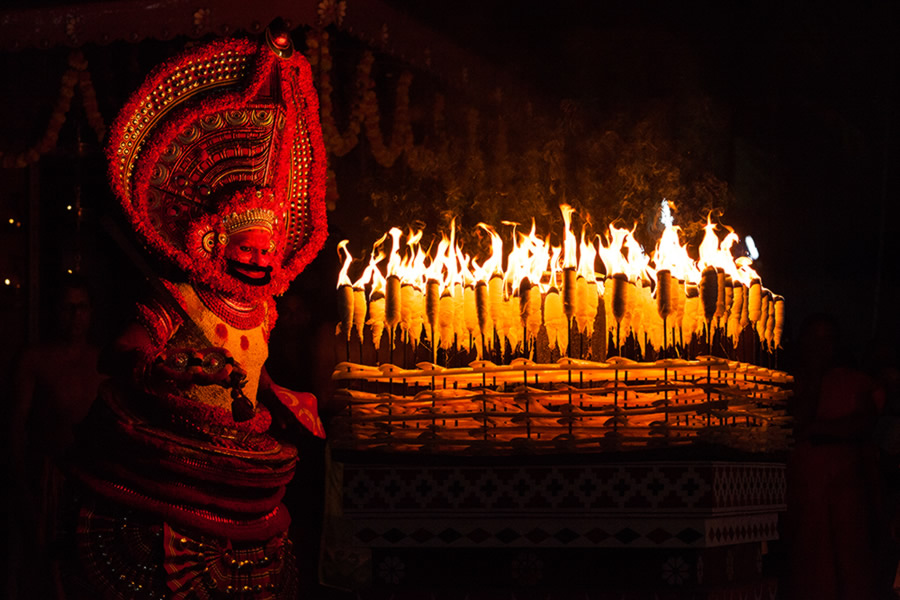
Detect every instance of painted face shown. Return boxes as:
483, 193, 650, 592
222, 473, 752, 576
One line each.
224, 228, 274, 286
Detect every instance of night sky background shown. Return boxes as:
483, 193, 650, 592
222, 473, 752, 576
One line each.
385, 0, 900, 366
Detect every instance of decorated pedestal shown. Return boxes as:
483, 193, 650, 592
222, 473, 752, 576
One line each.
329, 357, 791, 453
324, 456, 783, 598
323, 359, 789, 599
324, 206, 790, 598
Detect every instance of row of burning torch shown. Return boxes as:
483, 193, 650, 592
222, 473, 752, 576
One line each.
335, 204, 785, 363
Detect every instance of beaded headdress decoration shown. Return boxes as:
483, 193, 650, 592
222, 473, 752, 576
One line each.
223, 208, 276, 235
107, 26, 327, 296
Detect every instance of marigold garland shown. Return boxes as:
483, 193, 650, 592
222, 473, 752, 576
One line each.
361, 64, 412, 168
404, 93, 445, 175
317, 0, 347, 28
2, 33, 501, 216
306, 29, 364, 157
2, 33, 472, 200
0, 50, 105, 169
305, 28, 449, 173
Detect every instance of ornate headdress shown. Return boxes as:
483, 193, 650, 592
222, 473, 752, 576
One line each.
108, 26, 327, 297
223, 207, 276, 235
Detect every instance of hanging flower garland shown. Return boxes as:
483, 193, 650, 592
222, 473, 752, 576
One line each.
306, 27, 450, 173
76, 53, 106, 142
360, 63, 412, 168
0, 23, 493, 190
404, 93, 443, 174
317, 0, 347, 28
306, 29, 364, 157
0, 50, 106, 169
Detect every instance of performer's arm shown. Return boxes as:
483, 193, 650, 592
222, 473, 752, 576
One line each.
100, 296, 245, 391
99, 294, 181, 386
258, 366, 325, 438
99, 322, 156, 377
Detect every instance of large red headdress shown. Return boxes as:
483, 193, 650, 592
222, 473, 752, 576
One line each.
108, 29, 327, 299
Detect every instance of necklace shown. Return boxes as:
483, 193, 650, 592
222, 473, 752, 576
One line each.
195, 286, 265, 330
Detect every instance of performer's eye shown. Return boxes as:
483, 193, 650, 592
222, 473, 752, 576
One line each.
240, 246, 251, 252
261, 249, 268, 255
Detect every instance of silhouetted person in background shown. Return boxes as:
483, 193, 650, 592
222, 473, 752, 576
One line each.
786, 314, 884, 600
871, 331, 900, 596
9, 275, 106, 599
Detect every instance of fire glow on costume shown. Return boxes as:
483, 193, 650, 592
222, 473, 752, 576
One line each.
67, 28, 327, 599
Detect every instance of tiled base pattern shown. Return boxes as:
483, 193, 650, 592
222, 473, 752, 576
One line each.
350, 513, 778, 549
330, 545, 778, 597
348, 582, 778, 600
341, 461, 785, 549
343, 462, 785, 516
328, 460, 785, 592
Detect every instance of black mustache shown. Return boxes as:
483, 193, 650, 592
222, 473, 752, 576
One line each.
226, 260, 273, 275
226, 260, 273, 286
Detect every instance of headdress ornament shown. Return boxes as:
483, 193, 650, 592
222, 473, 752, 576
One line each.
107, 23, 327, 295
223, 208, 276, 235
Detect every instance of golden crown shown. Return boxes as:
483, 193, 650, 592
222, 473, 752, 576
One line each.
222, 208, 276, 235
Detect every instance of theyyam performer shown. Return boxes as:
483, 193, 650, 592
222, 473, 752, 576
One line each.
64, 24, 327, 599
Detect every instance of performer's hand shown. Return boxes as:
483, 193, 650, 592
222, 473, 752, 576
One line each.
154, 348, 245, 387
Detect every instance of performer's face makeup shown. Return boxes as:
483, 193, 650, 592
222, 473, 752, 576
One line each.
224, 228, 274, 286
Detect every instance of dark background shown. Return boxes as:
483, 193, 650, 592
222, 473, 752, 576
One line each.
1, 1, 897, 598
1, 0, 896, 363
382, 0, 899, 364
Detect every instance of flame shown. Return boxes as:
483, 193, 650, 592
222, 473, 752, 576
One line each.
622, 228, 651, 282
459, 252, 476, 287
424, 233, 451, 290
527, 221, 552, 290
697, 215, 740, 274
696, 214, 760, 287
548, 246, 562, 291
652, 221, 697, 283
340, 208, 766, 298
336, 239, 354, 288
734, 256, 760, 287
659, 198, 674, 228
597, 224, 649, 282
400, 227, 427, 289
336, 204, 778, 359
355, 233, 387, 296
385, 227, 403, 278
597, 225, 629, 276
504, 219, 552, 293
560, 204, 578, 269
577, 228, 597, 281
475, 223, 505, 282
446, 218, 465, 288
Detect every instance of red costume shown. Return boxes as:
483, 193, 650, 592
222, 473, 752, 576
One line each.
67, 27, 327, 599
